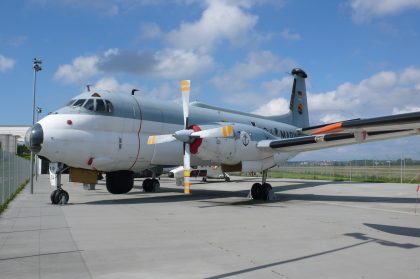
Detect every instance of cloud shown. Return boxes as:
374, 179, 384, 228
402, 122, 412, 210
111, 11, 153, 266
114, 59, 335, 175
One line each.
392, 106, 420, 115
262, 76, 293, 96
93, 77, 136, 93
28, 0, 164, 16
153, 49, 214, 78
253, 66, 420, 124
350, 0, 420, 22
166, 0, 258, 51
280, 28, 301, 41
139, 22, 162, 39
213, 51, 294, 92
99, 48, 214, 79
0, 54, 16, 72
55, 48, 214, 84
252, 97, 289, 116
54, 55, 99, 83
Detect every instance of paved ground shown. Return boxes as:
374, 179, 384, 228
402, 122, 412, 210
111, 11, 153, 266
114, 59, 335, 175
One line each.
1, 175, 420, 278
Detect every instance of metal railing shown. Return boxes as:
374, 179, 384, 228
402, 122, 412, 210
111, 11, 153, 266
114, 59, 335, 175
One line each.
0, 149, 30, 208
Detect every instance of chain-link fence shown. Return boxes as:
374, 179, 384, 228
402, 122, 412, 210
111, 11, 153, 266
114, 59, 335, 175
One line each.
0, 149, 30, 208
271, 160, 420, 183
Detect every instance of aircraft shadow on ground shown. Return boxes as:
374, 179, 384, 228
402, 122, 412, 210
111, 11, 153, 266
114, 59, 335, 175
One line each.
205, 232, 418, 279
364, 223, 420, 238
81, 180, 417, 206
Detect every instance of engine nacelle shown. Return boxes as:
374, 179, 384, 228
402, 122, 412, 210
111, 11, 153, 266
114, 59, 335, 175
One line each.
193, 123, 275, 165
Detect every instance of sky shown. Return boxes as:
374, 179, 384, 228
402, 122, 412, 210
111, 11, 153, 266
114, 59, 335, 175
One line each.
1, 0, 420, 160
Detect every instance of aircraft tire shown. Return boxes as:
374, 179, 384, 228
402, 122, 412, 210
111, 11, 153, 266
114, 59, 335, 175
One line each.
151, 179, 160, 192
142, 178, 154, 192
57, 190, 69, 204
106, 171, 134, 194
251, 183, 262, 200
51, 189, 59, 204
261, 183, 272, 201
225, 177, 230, 182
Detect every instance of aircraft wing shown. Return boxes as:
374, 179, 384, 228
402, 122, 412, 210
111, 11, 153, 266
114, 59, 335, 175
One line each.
301, 111, 420, 135
258, 111, 420, 153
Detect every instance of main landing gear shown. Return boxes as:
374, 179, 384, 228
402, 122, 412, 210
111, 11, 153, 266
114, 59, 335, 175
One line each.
250, 170, 273, 201
142, 178, 160, 192
49, 163, 69, 205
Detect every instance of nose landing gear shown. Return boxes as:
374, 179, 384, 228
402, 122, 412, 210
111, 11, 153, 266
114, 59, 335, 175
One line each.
49, 162, 69, 205
51, 188, 69, 205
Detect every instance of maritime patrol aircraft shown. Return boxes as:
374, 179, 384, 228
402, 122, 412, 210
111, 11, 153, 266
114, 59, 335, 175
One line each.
25, 68, 420, 204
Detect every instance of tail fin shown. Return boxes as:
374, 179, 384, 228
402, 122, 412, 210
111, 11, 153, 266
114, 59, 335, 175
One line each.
269, 68, 309, 128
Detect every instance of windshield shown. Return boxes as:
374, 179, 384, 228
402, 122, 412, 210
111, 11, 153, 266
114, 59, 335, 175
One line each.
67, 98, 113, 113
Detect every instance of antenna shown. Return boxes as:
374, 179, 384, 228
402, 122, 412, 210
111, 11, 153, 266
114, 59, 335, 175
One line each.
132, 89, 139, 95
86, 84, 92, 92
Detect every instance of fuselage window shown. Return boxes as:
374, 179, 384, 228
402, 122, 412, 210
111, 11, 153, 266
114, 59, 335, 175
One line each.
105, 100, 113, 113
72, 99, 86, 107
84, 99, 94, 111
96, 99, 106, 112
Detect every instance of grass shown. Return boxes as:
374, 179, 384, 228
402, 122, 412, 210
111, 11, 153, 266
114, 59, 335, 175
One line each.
266, 170, 410, 183
238, 166, 420, 184
0, 179, 29, 215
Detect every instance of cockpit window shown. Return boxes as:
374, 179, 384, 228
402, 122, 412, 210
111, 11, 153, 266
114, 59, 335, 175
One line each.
84, 99, 94, 111
72, 99, 86, 107
105, 100, 113, 113
66, 98, 113, 113
66, 100, 76, 106
96, 99, 106, 112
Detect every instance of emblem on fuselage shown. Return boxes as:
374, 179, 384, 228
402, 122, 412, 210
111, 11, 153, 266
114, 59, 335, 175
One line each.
240, 131, 250, 146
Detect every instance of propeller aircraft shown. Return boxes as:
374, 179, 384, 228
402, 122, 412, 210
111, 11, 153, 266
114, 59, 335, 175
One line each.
25, 68, 420, 204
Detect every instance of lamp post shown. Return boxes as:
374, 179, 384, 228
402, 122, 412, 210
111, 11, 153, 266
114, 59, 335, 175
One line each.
30, 58, 42, 194
35, 106, 42, 181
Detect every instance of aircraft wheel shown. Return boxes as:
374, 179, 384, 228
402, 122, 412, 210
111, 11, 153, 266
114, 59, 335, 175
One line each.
151, 178, 160, 192
57, 190, 69, 204
50, 189, 59, 204
261, 183, 272, 201
106, 171, 134, 194
225, 176, 230, 182
251, 183, 262, 200
202, 177, 207, 182
143, 178, 154, 192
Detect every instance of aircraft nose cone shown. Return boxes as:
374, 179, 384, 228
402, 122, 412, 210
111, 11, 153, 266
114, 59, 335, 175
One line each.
25, 123, 44, 153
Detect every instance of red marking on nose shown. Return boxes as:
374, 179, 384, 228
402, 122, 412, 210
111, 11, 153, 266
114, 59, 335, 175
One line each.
87, 157, 93, 166
67, 120, 73, 125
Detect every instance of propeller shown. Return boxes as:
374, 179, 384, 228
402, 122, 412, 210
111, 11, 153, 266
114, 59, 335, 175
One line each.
147, 80, 234, 194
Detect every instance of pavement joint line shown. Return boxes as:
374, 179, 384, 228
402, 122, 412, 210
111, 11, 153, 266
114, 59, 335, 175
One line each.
60, 202, 94, 279
0, 226, 70, 234
0, 249, 84, 261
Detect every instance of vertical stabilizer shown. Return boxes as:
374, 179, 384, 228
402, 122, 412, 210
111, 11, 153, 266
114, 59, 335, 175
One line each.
269, 68, 309, 128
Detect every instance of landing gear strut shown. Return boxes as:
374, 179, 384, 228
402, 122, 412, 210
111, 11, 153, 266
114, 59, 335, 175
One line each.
250, 170, 273, 201
49, 162, 69, 205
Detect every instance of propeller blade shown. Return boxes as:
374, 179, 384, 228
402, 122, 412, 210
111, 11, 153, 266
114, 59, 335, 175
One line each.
181, 80, 190, 129
183, 143, 191, 194
191, 125, 235, 139
147, 134, 176, 145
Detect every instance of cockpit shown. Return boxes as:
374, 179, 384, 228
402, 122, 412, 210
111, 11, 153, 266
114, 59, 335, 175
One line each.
66, 93, 113, 113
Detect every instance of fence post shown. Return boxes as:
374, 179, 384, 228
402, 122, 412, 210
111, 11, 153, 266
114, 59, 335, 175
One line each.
1, 150, 4, 205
